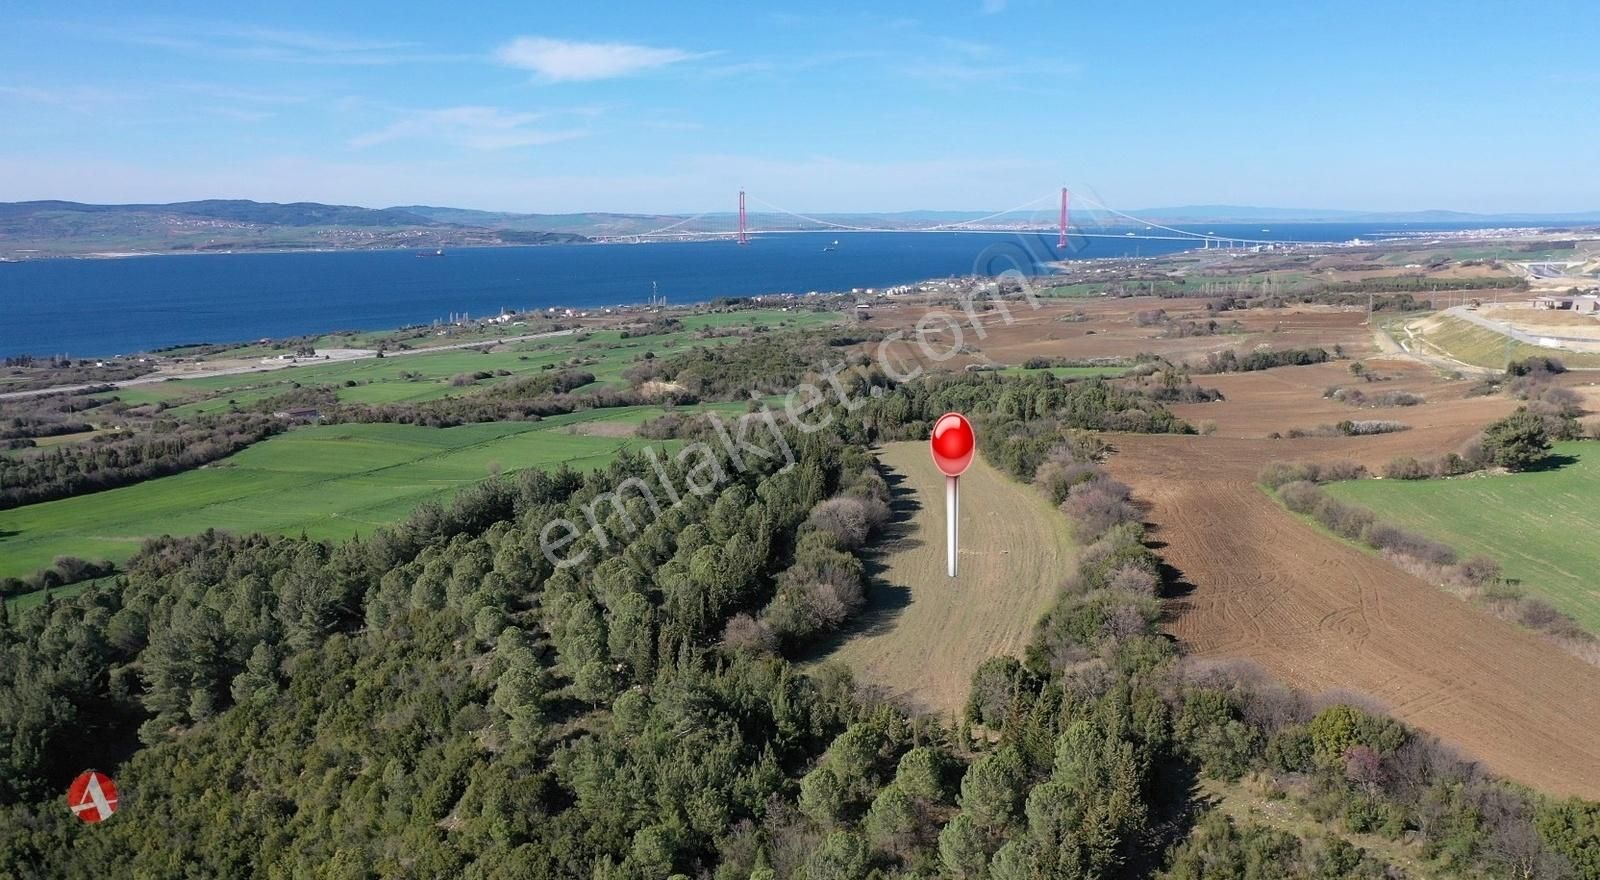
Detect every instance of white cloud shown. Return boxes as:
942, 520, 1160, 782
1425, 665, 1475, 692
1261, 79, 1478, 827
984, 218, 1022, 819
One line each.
494, 36, 704, 82
350, 106, 588, 150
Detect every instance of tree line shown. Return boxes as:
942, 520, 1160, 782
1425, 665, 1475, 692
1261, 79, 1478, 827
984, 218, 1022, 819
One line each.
0, 412, 283, 509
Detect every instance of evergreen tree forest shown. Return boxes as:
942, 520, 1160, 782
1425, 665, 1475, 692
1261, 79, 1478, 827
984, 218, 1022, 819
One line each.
2, 371, 1596, 879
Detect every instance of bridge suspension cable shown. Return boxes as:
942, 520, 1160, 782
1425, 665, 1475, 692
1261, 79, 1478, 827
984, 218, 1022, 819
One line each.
726, 188, 1296, 248
743, 194, 880, 232
925, 192, 1058, 230
636, 212, 714, 237
1071, 192, 1211, 240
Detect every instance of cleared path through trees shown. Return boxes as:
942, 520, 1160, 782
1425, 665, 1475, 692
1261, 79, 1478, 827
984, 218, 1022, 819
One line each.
809, 441, 1076, 717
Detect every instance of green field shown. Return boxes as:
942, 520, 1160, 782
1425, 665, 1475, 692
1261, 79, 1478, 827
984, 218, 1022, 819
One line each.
0, 419, 665, 583
100, 309, 841, 414
1325, 441, 1600, 631
1038, 282, 1109, 298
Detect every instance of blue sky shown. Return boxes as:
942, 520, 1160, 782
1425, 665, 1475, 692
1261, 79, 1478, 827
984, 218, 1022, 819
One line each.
2, 1, 1596, 214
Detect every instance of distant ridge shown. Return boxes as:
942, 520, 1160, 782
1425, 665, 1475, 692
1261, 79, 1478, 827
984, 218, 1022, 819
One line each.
396, 202, 1600, 231
0, 199, 440, 227
3, 198, 1595, 258
0, 199, 588, 257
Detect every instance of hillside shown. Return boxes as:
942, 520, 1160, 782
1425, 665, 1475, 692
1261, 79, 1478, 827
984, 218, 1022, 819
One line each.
0, 200, 589, 257
8, 199, 1598, 258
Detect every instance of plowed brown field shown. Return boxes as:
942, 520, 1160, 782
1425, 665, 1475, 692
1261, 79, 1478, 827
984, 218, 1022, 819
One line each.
865, 296, 1600, 796
1107, 433, 1600, 798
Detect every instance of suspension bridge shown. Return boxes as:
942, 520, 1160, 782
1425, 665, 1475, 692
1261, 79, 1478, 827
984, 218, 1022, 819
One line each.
591, 188, 1295, 251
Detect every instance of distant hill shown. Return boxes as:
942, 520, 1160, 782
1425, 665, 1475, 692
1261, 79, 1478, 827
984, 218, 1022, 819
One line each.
398, 202, 1600, 234
0, 200, 588, 258
0, 199, 440, 228
5, 199, 1596, 258
394, 206, 693, 237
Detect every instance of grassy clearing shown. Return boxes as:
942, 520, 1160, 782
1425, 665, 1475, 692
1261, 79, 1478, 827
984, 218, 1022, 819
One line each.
1407, 315, 1600, 370
1198, 778, 1447, 877
808, 442, 1076, 716
4, 579, 97, 613
30, 428, 115, 448
1325, 442, 1600, 632
0, 420, 657, 581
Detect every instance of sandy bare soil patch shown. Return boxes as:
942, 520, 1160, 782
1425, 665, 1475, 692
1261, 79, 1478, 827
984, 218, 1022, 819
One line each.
809, 442, 1075, 718
862, 298, 1380, 369
1167, 359, 1516, 442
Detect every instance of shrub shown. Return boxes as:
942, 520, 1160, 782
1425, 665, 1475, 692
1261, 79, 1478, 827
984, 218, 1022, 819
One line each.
1524, 399, 1584, 441
967, 657, 1031, 726
1517, 599, 1566, 631
1382, 457, 1431, 480
1339, 420, 1408, 436
806, 496, 889, 550
1199, 347, 1331, 374
1312, 497, 1375, 541
720, 613, 777, 654
1363, 523, 1457, 566
1328, 387, 1425, 408
1106, 562, 1160, 597
1459, 435, 1493, 469
1260, 461, 1320, 488
1505, 356, 1566, 377
1481, 410, 1552, 471
1278, 481, 1324, 514
1375, 391, 1425, 407
1034, 459, 1102, 505
1458, 555, 1502, 585
1259, 460, 1367, 488
1060, 479, 1139, 542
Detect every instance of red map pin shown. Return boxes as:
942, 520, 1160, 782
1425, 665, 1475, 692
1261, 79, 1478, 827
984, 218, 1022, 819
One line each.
930, 412, 974, 577
67, 770, 118, 823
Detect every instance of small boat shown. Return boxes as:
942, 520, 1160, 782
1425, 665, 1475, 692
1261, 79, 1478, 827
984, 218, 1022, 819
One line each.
416, 248, 445, 258
823, 240, 839, 251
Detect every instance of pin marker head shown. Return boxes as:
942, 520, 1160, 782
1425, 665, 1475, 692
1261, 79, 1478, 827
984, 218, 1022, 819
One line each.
930, 412, 974, 477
